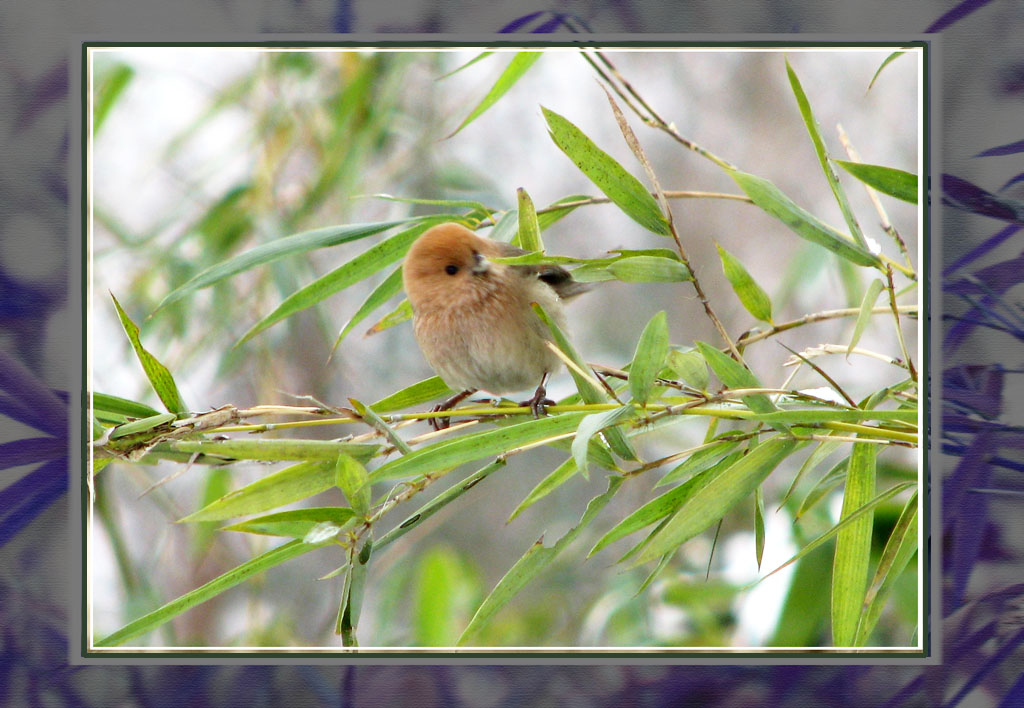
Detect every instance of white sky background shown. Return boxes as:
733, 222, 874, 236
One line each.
89, 46, 921, 648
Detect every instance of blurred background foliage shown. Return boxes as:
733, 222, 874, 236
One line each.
89, 47, 919, 648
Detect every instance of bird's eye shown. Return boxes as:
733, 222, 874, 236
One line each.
444, 264, 459, 275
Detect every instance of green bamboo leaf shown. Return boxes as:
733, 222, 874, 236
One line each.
335, 453, 371, 517
339, 538, 371, 645
796, 458, 849, 521
332, 265, 403, 349
754, 484, 766, 570
364, 298, 412, 336
446, 52, 542, 138
485, 208, 519, 243
629, 311, 670, 405
634, 437, 798, 565
168, 439, 378, 464
607, 256, 692, 282
377, 460, 505, 550
572, 406, 635, 480
716, 244, 773, 324
533, 304, 637, 461
537, 193, 594, 230
108, 412, 176, 440
221, 507, 356, 538
589, 458, 730, 558
369, 412, 589, 483
110, 294, 188, 417
515, 187, 544, 252
786, 58, 867, 250
93, 61, 134, 134
237, 221, 435, 345
157, 219, 410, 311
834, 160, 918, 204
848, 279, 886, 359
695, 341, 786, 432
666, 347, 709, 391
370, 376, 455, 413
760, 481, 916, 583
832, 441, 878, 647
458, 475, 622, 645
868, 51, 906, 91
656, 439, 742, 488
779, 437, 843, 509
507, 457, 577, 523
726, 169, 880, 267
95, 538, 323, 646
93, 393, 161, 420
542, 106, 671, 236
854, 490, 919, 645
438, 50, 494, 80
180, 460, 336, 522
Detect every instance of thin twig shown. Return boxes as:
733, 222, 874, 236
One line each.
886, 265, 918, 382
837, 123, 912, 268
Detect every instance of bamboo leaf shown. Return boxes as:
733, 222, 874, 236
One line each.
93, 393, 161, 420
761, 481, 916, 582
848, 279, 886, 359
868, 51, 906, 91
179, 460, 336, 522
446, 52, 542, 138
108, 412, 176, 440
515, 187, 544, 252
716, 243, 773, 324
542, 106, 671, 236
634, 438, 798, 566
377, 460, 505, 550
607, 256, 691, 282
589, 458, 733, 558
572, 406, 635, 480
629, 311, 670, 406
854, 490, 919, 645
95, 539, 323, 646
335, 453, 371, 517
832, 441, 878, 647
533, 303, 637, 461
666, 347, 709, 391
696, 341, 787, 432
458, 475, 622, 645
506, 457, 577, 523
834, 160, 918, 204
237, 221, 435, 345
656, 440, 742, 488
364, 298, 412, 335
157, 219, 409, 311
755, 484, 766, 570
786, 58, 867, 250
332, 265, 403, 349
369, 412, 589, 483
110, 294, 188, 417
221, 507, 356, 538
726, 169, 880, 267
370, 376, 455, 413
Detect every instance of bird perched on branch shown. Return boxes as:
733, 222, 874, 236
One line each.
402, 222, 592, 430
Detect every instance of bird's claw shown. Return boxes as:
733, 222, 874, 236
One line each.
519, 394, 555, 419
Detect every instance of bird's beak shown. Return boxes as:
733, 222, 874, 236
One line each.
471, 252, 490, 275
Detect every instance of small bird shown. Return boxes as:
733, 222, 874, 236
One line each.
402, 222, 592, 430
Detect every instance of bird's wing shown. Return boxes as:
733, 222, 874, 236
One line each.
492, 240, 593, 301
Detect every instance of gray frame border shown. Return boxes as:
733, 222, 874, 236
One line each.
71, 32, 940, 667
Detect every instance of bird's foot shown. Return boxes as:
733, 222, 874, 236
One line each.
519, 385, 555, 419
429, 389, 476, 431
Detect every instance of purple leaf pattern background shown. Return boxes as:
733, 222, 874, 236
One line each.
2, 0, 1022, 705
